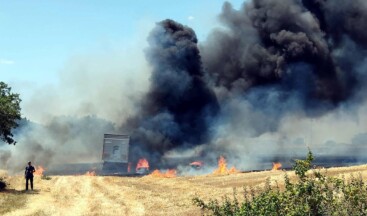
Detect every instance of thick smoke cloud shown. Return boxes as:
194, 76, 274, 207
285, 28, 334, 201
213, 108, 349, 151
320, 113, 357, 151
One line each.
197, 0, 367, 167
0, 26, 151, 173
123, 20, 219, 166
121, 0, 367, 167
303, 0, 367, 48
201, 0, 366, 107
143, 0, 367, 168
0, 117, 115, 173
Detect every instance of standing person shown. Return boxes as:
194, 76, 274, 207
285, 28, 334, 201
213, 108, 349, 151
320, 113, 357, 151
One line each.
25, 161, 35, 190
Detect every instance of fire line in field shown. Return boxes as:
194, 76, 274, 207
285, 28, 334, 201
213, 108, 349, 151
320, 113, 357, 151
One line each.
213, 156, 239, 175
136, 158, 149, 172
272, 162, 282, 171
149, 169, 177, 178
190, 161, 203, 170
34, 166, 45, 176
85, 171, 96, 176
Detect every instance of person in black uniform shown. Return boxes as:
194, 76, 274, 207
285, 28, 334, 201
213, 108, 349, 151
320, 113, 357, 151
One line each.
25, 161, 35, 190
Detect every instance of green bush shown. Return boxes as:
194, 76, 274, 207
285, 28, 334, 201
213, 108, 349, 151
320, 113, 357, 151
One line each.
193, 150, 367, 216
41, 175, 52, 180
0, 177, 7, 190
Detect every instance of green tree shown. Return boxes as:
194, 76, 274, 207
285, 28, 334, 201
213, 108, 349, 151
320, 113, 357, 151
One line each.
0, 82, 21, 144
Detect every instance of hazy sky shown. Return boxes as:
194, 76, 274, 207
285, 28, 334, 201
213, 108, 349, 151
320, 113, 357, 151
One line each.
0, 0, 244, 89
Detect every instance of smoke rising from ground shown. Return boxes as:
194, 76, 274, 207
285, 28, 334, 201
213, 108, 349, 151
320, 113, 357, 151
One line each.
122, 20, 219, 166
3, 0, 367, 173
197, 0, 367, 168
0, 117, 115, 173
0, 25, 152, 173
159, 0, 367, 168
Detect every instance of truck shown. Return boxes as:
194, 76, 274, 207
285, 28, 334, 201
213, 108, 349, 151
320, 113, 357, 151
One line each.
102, 134, 130, 173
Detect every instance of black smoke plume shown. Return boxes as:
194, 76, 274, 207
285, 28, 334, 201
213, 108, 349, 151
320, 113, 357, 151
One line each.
125, 0, 367, 166
197, 0, 367, 164
201, 0, 367, 107
123, 20, 219, 166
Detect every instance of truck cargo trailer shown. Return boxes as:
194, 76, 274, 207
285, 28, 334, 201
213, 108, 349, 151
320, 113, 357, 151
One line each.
102, 134, 130, 174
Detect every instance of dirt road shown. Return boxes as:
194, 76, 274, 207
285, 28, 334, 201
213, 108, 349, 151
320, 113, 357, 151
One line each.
1, 165, 367, 215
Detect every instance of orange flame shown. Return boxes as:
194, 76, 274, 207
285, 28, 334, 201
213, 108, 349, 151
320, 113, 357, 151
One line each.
213, 156, 239, 175
127, 162, 131, 173
149, 169, 176, 178
213, 156, 227, 174
272, 162, 282, 171
34, 166, 45, 176
190, 161, 203, 167
85, 171, 96, 176
228, 166, 240, 174
136, 158, 149, 171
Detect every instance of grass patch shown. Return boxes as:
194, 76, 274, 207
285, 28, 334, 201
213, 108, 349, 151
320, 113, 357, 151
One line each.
0, 192, 27, 214
0, 177, 28, 214
32, 210, 48, 216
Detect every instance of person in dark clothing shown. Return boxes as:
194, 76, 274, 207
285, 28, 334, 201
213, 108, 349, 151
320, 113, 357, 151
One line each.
25, 161, 35, 190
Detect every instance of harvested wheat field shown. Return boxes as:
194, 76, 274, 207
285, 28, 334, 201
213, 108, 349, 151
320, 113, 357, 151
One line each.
1, 165, 367, 216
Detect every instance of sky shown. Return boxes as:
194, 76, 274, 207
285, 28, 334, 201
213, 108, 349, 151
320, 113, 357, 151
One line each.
0, 0, 244, 92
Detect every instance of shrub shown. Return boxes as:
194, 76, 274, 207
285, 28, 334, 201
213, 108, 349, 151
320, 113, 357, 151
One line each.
0, 177, 7, 190
41, 175, 52, 180
193, 150, 367, 216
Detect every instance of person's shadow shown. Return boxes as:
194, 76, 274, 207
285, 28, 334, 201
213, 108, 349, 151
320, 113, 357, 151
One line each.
1, 189, 40, 195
